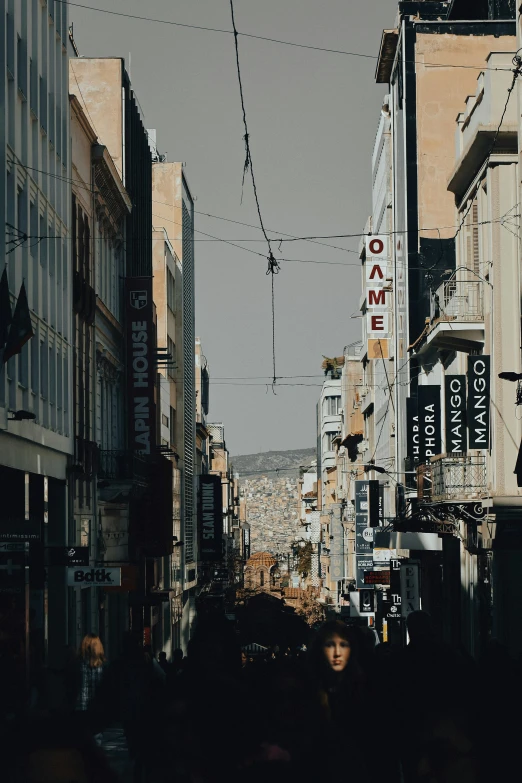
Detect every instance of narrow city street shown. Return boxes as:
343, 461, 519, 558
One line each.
2, 0, 522, 781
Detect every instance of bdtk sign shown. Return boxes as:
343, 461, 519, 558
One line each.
468, 356, 490, 449
67, 568, 121, 586
445, 376, 466, 453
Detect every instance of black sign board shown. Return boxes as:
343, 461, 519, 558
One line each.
0, 516, 42, 541
48, 547, 89, 567
406, 397, 419, 462
356, 556, 374, 589
198, 474, 223, 562
125, 277, 156, 456
468, 356, 490, 449
354, 480, 369, 514
445, 376, 466, 453
418, 386, 441, 463
368, 480, 380, 528
364, 569, 391, 585
359, 589, 375, 614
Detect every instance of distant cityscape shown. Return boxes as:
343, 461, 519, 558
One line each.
240, 475, 301, 555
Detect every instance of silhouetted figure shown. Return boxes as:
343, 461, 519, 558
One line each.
3, 716, 119, 783
93, 632, 166, 783
158, 651, 171, 677
308, 621, 370, 778
172, 647, 184, 676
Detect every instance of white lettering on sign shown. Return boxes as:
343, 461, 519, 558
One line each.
131, 320, 151, 454
470, 359, 488, 445
201, 481, 216, 540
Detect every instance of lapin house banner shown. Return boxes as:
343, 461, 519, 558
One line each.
445, 376, 466, 453
468, 356, 490, 449
417, 386, 441, 463
198, 474, 223, 562
125, 278, 156, 455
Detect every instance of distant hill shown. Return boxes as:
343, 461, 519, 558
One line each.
231, 448, 316, 478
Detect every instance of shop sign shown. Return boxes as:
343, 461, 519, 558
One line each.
125, 277, 156, 455
467, 356, 490, 449
445, 375, 466, 453
198, 475, 223, 562
406, 397, 419, 462
418, 386, 441, 463
67, 567, 121, 587
400, 563, 420, 616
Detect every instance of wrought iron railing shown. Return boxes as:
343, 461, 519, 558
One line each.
429, 454, 486, 502
431, 280, 484, 322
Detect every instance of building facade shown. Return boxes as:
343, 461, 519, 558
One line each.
1, 1, 72, 684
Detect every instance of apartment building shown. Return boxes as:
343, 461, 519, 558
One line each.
1, 1, 72, 680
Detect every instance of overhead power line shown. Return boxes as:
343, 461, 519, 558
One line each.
229, 0, 279, 393
59, 0, 513, 72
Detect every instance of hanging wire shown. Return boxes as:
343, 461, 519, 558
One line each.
229, 0, 280, 392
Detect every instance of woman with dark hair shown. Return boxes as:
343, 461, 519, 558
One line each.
310, 620, 366, 723
309, 621, 370, 777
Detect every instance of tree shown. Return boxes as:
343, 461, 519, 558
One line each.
295, 591, 325, 627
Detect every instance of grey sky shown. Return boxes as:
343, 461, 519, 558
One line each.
70, 0, 395, 456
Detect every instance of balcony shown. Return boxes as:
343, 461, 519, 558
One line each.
418, 455, 486, 503
424, 279, 485, 353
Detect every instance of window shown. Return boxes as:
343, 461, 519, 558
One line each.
323, 432, 336, 453
167, 268, 175, 312
167, 336, 176, 379
162, 414, 169, 428
40, 341, 48, 399
324, 396, 341, 417
170, 406, 176, 447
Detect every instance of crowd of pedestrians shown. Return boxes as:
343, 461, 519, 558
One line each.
1, 611, 520, 782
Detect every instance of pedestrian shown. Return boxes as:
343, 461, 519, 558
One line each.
309, 620, 369, 778
158, 651, 171, 678
75, 633, 108, 745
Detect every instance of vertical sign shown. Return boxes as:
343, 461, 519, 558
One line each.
366, 235, 390, 351
125, 278, 156, 455
400, 562, 420, 617
406, 397, 419, 462
368, 480, 380, 528
445, 376, 466, 453
355, 480, 373, 553
467, 356, 490, 449
356, 556, 374, 589
198, 475, 223, 562
417, 386, 441, 463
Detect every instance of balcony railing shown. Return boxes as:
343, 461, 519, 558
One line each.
98, 450, 148, 483
418, 454, 486, 503
431, 279, 484, 323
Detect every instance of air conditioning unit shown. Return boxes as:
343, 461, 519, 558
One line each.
338, 446, 346, 456
360, 386, 369, 398
337, 488, 347, 500
357, 439, 369, 454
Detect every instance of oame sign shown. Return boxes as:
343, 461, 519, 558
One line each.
67, 567, 121, 587
365, 235, 390, 353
